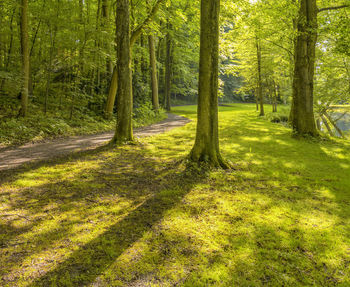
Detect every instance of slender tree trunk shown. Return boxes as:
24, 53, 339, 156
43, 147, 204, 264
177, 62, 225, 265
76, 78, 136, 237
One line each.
104, 67, 118, 117
0, 9, 15, 92
189, 0, 228, 168
273, 81, 278, 113
324, 111, 344, 138
140, 34, 148, 83
256, 38, 264, 116
148, 34, 159, 110
19, 0, 30, 117
165, 28, 172, 111
112, 0, 133, 143
102, 0, 113, 75
290, 0, 318, 136
255, 88, 259, 111
321, 115, 334, 137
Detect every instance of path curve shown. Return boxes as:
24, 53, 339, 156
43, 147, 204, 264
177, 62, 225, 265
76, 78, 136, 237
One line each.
0, 113, 190, 172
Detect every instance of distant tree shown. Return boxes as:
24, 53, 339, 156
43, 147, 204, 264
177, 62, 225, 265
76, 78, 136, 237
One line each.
19, 0, 30, 117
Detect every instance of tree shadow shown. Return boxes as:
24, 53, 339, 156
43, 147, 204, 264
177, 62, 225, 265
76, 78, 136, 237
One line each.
27, 165, 202, 286
0, 141, 204, 286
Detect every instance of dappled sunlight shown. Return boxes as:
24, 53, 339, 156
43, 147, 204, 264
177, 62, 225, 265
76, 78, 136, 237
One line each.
1, 105, 349, 286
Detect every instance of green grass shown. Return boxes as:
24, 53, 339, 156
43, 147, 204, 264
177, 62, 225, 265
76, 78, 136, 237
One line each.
0, 104, 349, 286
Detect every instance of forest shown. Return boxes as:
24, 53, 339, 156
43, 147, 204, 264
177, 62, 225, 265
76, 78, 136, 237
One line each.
0, 0, 350, 286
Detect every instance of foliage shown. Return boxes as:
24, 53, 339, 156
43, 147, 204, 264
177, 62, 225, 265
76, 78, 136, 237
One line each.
0, 101, 166, 147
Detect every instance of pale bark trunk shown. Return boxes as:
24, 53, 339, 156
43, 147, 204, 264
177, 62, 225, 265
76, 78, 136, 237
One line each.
291, 0, 318, 136
104, 67, 118, 117
19, 0, 30, 117
256, 38, 264, 116
190, 0, 228, 168
113, 0, 133, 143
148, 34, 159, 110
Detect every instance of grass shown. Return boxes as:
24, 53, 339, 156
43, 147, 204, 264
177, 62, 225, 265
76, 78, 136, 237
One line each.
0, 104, 349, 286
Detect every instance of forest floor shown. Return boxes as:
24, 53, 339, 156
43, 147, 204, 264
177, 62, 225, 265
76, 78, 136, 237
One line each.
1, 104, 349, 286
0, 113, 190, 172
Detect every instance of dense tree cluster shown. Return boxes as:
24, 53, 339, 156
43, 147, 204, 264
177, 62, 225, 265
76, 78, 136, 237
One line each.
0, 0, 349, 164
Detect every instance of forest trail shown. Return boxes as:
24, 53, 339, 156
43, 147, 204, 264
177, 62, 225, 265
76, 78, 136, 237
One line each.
0, 113, 190, 172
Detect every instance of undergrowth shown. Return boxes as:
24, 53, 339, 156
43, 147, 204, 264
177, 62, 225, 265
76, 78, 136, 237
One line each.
0, 102, 166, 147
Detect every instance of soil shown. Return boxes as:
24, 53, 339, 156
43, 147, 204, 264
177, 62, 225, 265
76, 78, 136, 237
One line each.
0, 113, 190, 172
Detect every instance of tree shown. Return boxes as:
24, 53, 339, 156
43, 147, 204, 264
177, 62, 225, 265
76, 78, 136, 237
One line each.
112, 0, 133, 143
189, 0, 228, 168
19, 0, 30, 117
148, 34, 159, 110
105, 0, 165, 119
290, 0, 318, 136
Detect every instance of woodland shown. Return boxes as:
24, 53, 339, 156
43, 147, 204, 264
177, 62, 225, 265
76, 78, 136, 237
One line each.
0, 0, 350, 286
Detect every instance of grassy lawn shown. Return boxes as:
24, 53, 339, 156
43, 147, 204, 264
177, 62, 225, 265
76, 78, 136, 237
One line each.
1, 104, 349, 286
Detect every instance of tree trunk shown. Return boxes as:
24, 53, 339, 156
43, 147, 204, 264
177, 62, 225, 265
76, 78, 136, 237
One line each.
255, 88, 259, 111
189, 0, 228, 168
165, 28, 172, 111
102, 0, 113, 75
19, 0, 30, 117
324, 111, 344, 138
0, 10, 15, 92
273, 81, 278, 113
256, 38, 264, 116
290, 0, 318, 136
148, 34, 159, 110
104, 66, 118, 118
112, 0, 133, 143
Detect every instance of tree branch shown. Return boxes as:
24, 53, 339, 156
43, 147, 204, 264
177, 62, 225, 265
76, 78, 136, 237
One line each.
318, 5, 349, 13
130, 0, 165, 47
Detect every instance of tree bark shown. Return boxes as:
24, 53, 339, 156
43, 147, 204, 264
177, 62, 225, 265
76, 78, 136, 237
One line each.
290, 0, 318, 136
102, 0, 113, 75
165, 28, 172, 111
256, 38, 264, 116
189, 0, 228, 168
112, 0, 133, 143
104, 67, 118, 118
19, 0, 30, 117
149, 34, 159, 110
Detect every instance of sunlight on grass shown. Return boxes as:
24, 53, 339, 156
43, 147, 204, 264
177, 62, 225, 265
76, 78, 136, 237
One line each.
1, 104, 349, 286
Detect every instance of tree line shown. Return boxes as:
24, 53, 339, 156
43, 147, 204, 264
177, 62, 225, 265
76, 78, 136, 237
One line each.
0, 0, 349, 166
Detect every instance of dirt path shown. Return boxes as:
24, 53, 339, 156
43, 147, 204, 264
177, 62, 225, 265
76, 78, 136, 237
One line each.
0, 113, 190, 172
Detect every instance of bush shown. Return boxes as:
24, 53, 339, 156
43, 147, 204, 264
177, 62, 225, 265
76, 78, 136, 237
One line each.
133, 102, 167, 128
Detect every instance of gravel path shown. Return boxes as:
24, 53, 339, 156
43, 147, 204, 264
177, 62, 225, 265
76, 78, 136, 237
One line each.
0, 113, 190, 172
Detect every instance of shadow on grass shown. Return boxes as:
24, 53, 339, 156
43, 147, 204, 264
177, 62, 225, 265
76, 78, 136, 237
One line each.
29, 168, 202, 286
0, 141, 205, 286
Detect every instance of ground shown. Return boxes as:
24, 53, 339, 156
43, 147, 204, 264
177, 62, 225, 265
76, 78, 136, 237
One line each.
0, 104, 349, 286
0, 113, 190, 171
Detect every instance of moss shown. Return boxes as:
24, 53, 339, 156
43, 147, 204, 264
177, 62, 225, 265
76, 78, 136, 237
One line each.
0, 104, 349, 286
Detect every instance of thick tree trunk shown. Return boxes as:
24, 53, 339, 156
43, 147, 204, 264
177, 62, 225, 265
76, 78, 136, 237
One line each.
189, 0, 228, 168
19, 0, 30, 117
290, 0, 318, 136
148, 34, 159, 110
256, 38, 264, 116
112, 0, 133, 143
165, 29, 172, 111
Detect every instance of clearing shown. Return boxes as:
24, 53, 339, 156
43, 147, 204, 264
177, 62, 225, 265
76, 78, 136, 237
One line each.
0, 104, 349, 286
